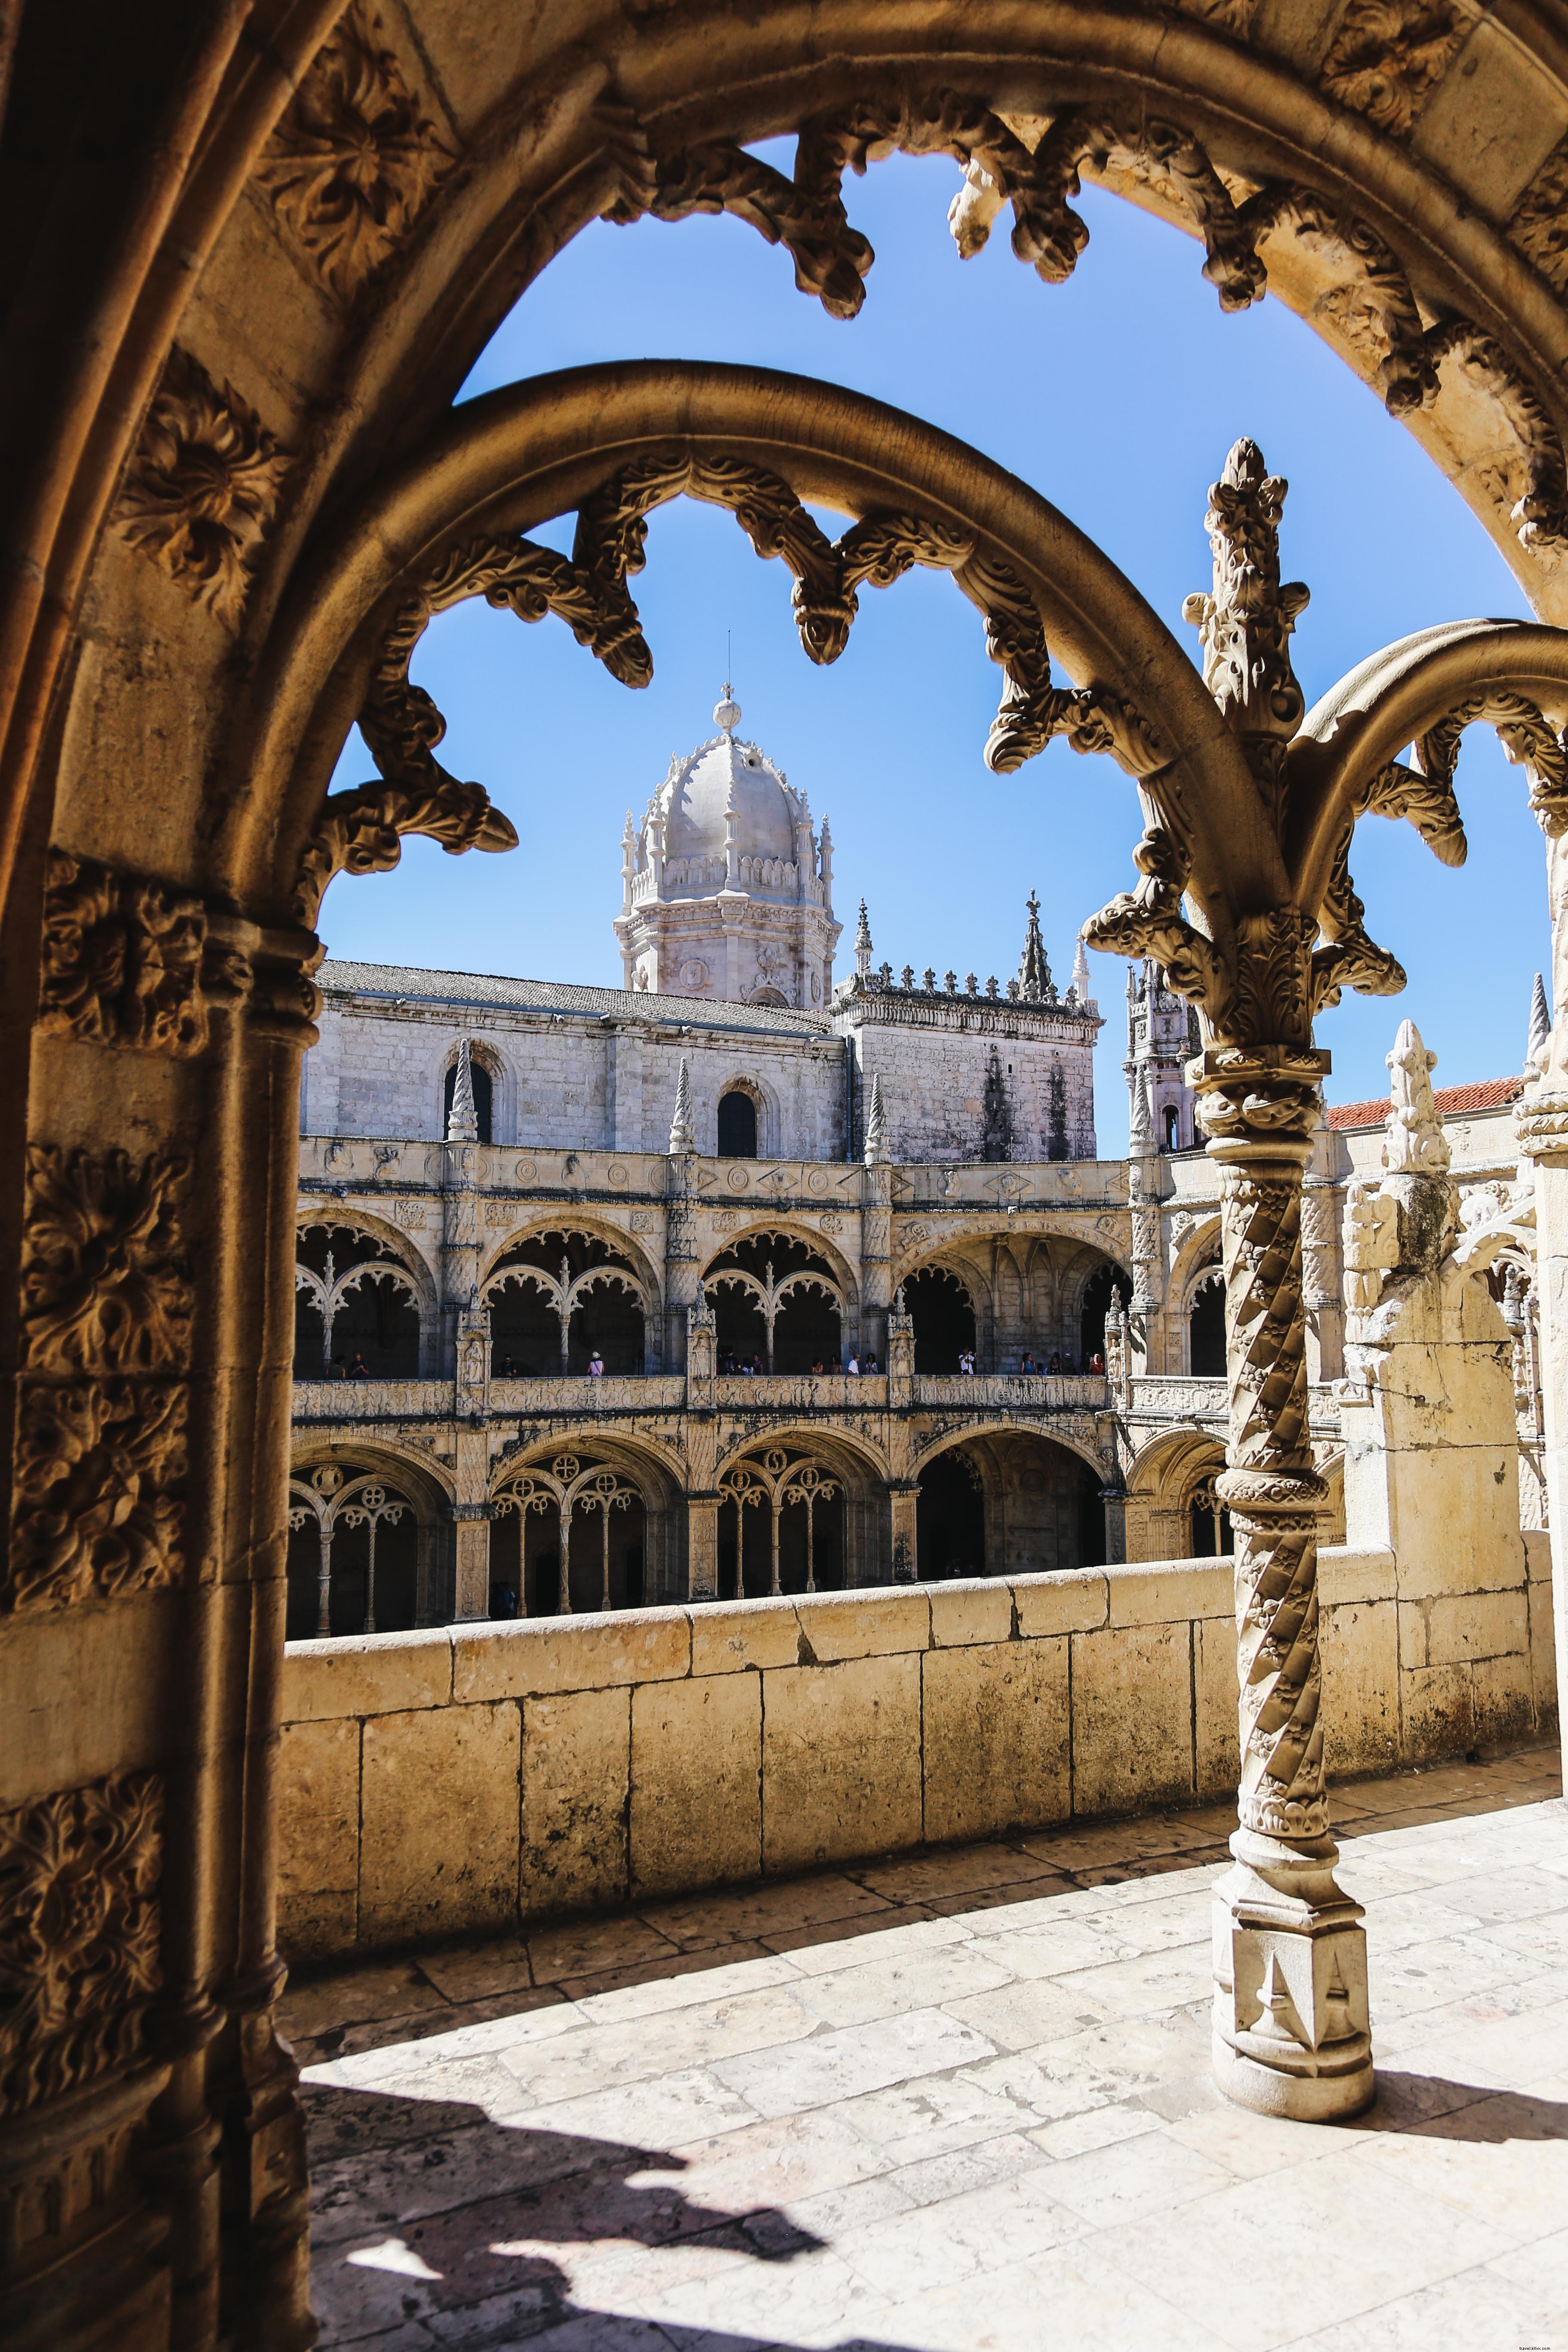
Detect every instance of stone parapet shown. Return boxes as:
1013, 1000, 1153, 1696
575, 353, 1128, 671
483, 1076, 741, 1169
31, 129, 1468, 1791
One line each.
276, 1543, 1556, 1963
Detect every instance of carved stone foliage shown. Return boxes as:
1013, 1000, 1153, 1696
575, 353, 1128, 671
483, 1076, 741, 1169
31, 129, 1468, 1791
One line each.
38, 851, 208, 1055
21, 1147, 192, 1376
113, 346, 289, 625
7, 1148, 192, 1613
1319, 2, 1471, 139
1510, 137, 1568, 298
255, 0, 453, 306
0, 1772, 162, 2116
326, 441, 1167, 924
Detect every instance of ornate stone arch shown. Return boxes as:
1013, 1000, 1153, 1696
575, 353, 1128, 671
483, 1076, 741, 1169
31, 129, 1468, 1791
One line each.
700, 1216, 860, 1308
480, 1210, 662, 1308
1124, 1427, 1228, 1564
913, 1418, 1111, 1486
294, 1202, 439, 1313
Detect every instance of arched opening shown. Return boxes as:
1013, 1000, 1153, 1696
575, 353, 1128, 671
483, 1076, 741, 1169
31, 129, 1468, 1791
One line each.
717, 1446, 847, 1597
1162, 1104, 1180, 1152
903, 1265, 977, 1372
717, 1088, 758, 1156
1189, 1473, 1234, 1559
1189, 1268, 1227, 1377
487, 1229, 647, 1374
492, 1453, 652, 1615
285, 1465, 422, 1639
705, 1231, 842, 1372
1079, 1260, 1133, 1371
916, 1446, 986, 1579
443, 1054, 493, 1143
294, 1223, 421, 1378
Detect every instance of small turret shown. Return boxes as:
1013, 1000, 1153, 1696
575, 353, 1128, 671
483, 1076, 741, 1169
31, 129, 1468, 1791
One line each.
855, 899, 873, 980
1527, 971, 1552, 1074
667, 1057, 696, 1155
446, 1038, 479, 1142
1070, 935, 1092, 1008
1016, 890, 1054, 1004
864, 1072, 890, 1165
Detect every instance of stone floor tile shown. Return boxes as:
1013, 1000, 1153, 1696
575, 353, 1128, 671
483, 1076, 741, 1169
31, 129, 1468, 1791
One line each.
837, 2168, 1075, 2299
940, 1973, 1113, 2054
284, 1962, 453, 2043
1348, 2088, 1568, 2237
1108, 2149, 1518, 2350
567, 1950, 803, 2026
526, 1918, 683, 1986
1067, 1848, 1231, 1894
957, 2017, 1204, 2128
1023, 2123, 1234, 2232
498, 1988, 822, 2110
1161, 2098, 1351, 2180
757, 1911, 969, 1973
922, 1872, 1081, 1919
1026, 2095, 1166, 2161
865, 2241, 1231, 2352
553, 1948, 788, 2007
820, 2070, 1028, 2168
1287, 2252, 1567, 2349
504, 2068, 765, 2156
1365, 1929, 1544, 2023
787, 1942, 1017, 2030
710, 2007, 997, 2121
851, 1841, 1066, 1904
1050, 1941, 1213, 2022
633, 2242, 888, 2343
960, 1914, 1139, 1980
882, 2128, 1048, 2206
642, 1874, 894, 1953
413, 1941, 535, 2003
1017, 1817, 1217, 1869
663, 2106, 894, 2211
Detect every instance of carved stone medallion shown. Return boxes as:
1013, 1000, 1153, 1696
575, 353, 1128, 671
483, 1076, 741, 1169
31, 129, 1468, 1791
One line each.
113, 346, 289, 625
38, 850, 208, 1056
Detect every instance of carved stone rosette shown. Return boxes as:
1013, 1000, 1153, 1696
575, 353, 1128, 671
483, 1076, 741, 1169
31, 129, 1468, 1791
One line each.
1192, 1045, 1373, 2121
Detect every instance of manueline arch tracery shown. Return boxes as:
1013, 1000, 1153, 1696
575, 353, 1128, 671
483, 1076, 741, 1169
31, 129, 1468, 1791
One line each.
19, 10, 1568, 2343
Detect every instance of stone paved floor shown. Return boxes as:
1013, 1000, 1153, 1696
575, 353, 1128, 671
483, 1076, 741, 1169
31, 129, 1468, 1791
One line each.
285, 1747, 1568, 2351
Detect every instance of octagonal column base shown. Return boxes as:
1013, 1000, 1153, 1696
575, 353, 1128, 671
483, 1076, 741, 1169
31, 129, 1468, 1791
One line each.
1211, 1827, 1375, 2122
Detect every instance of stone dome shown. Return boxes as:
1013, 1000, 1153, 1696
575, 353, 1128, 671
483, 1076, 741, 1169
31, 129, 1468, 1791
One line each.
646, 692, 806, 902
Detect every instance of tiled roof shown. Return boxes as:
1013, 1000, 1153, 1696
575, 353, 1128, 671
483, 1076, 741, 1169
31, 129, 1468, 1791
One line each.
1326, 1075, 1524, 1130
317, 959, 835, 1038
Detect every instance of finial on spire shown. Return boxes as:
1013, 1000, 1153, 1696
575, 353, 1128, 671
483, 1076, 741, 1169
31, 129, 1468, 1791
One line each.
1528, 971, 1552, 1072
855, 898, 873, 980
668, 1057, 697, 1155
1017, 889, 1053, 1003
1382, 1018, 1450, 1178
714, 680, 741, 735
446, 1038, 478, 1142
1182, 435, 1310, 747
1070, 934, 1092, 1006
864, 1072, 890, 1165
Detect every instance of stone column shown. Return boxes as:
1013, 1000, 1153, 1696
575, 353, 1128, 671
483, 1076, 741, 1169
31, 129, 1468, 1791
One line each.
888, 1484, 919, 1582
1511, 1090, 1568, 1781
860, 1161, 892, 1367
1193, 1042, 1373, 2122
1302, 1103, 1345, 1386
449, 1502, 492, 1622
441, 1141, 481, 1376
683, 1289, 718, 1597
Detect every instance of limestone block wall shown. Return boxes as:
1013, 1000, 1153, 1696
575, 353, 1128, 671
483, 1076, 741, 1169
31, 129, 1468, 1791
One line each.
276, 1540, 1557, 1964
839, 997, 1099, 1163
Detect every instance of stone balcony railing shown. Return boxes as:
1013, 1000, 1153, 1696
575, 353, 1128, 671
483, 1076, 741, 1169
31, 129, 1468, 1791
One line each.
291, 1370, 1115, 1421
488, 1375, 688, 1414
914, 1373, 1111, 1411
293, 1378, 451, 1421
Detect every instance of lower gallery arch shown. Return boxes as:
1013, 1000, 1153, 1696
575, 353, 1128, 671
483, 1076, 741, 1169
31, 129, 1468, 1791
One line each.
285, 1446, 450, 1638
916, 1429, 1108, 1578
490, 1437, 680, 1615
715, 1430, 885, 1594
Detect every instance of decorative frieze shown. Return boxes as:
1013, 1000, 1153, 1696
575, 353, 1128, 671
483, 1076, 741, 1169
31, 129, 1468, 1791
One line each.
20, 1147, 192, 1376
255, 0, 453, 306
1510, 138, 1568, 299
113, 345, 288, 625
10, 1379, 187, 1613
0, 1772, 163, 2116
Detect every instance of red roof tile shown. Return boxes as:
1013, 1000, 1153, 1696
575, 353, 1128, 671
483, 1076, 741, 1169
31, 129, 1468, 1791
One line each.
1326, 1075, 1524, 1130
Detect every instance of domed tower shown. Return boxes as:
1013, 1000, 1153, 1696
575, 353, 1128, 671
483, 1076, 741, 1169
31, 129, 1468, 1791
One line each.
614, 687, 840, 1008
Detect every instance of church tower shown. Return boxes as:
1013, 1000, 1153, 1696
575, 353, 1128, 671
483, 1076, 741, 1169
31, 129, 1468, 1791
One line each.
1125, 960, 1200, 1153
613, 686, 840, 1009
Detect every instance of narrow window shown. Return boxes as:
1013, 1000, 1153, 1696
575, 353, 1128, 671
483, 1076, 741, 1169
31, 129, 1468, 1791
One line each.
443, 1057, 493, 1143
717, 1089, 757, 1156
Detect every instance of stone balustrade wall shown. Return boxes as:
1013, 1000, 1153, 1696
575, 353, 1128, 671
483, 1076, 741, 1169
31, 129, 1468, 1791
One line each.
277, 1536, 1557, 1964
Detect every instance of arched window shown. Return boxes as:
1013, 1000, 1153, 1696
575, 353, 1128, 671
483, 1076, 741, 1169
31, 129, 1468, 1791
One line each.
903, 1266, 977, 1373
1189, 1475, 1234, 1559
1079, 1261, 1132, 1369
717, 1088, 757, 1156
1189, 1268, 1226, 1376
1162, 1104, 1180, 1152
443, 1055, 493, 1143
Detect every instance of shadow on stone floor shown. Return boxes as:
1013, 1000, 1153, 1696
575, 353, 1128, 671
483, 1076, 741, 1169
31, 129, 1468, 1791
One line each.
1366, 2076, 1568, 2139
303, 2084, 845, 2346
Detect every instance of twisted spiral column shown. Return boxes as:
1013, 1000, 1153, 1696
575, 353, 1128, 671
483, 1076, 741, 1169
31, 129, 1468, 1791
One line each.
1194, 1045, 1374, 2122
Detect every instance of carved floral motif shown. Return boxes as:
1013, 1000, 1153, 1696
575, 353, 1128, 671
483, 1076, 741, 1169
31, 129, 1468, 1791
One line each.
1510, 138, 1568, 299
113, 346, 289, 624
0, 1773, 162, 2115
255, 0, 453, 304
38, 850, 208, 1055
21, 1146, 192, 1375
1319, 1, 1471, 139
9, 1380, 187, 1612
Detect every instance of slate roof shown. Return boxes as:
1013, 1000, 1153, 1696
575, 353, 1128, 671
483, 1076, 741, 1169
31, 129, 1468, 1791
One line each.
1326, 1075, 1525, 1130
317, 960, 835, 1038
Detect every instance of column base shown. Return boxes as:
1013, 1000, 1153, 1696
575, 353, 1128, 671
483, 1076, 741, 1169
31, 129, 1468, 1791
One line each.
1211, 1826, 1375, 2122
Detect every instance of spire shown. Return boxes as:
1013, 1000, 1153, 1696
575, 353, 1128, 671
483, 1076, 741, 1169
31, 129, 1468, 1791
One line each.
446, 1038, 478, 1142
668, 1057, 696, 1155
1528, 971, 1552, 1072
864, 1072, 890, 1165
855, 898, 873, 980
1070, 934, 1092, 1007
1017, 890, 1053, 1003
1382, 1018, 1450, 1178
1129, 1065, 1153, 1155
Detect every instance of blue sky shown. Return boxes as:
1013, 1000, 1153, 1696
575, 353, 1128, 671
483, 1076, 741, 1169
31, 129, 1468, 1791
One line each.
322, 151, 1544, 1156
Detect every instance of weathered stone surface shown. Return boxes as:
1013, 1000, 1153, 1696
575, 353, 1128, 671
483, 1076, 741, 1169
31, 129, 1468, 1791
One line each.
688, 1595, 801, 1675
927, 1578, 1014, 1648
1399, 1587, 1530, 1670
922, 1639, 1068, 1843
456, 1608, 689, 1700
361, 1702, 518, 1944
793, 1588, 930, 1662
1012, 1569, 1108, 1640
1322, 1599, 1401, 1774
521, 1686, 630, 1918
1070, 1623, 1193, 1817
1193, 1614, 1242, 1798
276, 1717, 360, 1960
284, 1629, 452, 1722
762, 1655, 921, 1871
630, 1672, 760, 1896
1107, 1562, 1231, 1626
